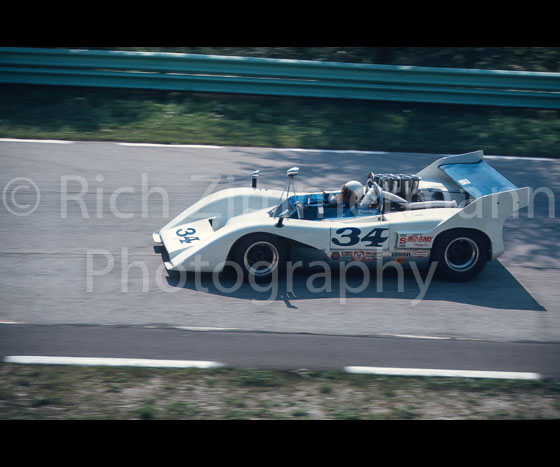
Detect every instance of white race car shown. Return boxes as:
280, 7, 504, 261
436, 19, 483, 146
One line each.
153, 150, 529, 281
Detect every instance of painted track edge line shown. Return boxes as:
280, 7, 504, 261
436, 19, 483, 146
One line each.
4, 356, 225, 369
117, 143, 224, 149
0, 138, 556, 161
0, 138, 73, 144
344, 366, 541, 380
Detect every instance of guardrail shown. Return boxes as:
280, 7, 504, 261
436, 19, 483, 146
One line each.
1, 47, 559, 109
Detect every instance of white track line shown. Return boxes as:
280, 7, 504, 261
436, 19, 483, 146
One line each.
117, 143, 224, 149
4, 356, 224, 369
344, 366, 541, 380
1, 137, 556, 160
276, 148, 389, 155
373, 332, 452, 340
485, 155, 556, 162
0, 138, 73, 144
1, 356, 544, 379
172, 326, 240, 332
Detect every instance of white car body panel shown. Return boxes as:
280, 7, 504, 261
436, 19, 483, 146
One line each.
153, 150, 529, 273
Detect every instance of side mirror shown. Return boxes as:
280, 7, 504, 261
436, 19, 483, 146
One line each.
286, 167, 299, 177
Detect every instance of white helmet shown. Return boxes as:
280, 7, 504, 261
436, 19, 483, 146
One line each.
341, 180, 364, 207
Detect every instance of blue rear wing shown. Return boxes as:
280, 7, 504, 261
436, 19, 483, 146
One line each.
440, 159, 518, 199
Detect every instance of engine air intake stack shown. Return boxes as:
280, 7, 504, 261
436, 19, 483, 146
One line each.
372, 173, 422, 202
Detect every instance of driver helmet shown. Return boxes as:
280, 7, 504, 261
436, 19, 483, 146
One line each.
341, 180, 364, 207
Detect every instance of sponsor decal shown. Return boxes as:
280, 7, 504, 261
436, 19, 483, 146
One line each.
332, 249, 428, 262
353, 251, 365, 262
331, 250, 380, 262
458, 178, 471, 186
391, 249, 430, 260
397, 233, 434, 249
392, 250, 413, 257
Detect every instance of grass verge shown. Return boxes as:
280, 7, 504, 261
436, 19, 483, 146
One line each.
0, 84, 559, 158
1, 364, 559, 420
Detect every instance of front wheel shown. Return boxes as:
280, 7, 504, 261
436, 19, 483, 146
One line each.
431, 230, 489, 282
234, 234, 287, 281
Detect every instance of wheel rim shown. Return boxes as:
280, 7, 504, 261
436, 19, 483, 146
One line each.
243, 241, 279, 276
444, 237, 479, 272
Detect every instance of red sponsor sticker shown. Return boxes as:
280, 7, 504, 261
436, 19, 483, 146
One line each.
352, 251, 365, 262
398, 233, 433, 248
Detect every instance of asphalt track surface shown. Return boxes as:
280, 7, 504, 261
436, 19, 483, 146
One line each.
1, 140, 559, 377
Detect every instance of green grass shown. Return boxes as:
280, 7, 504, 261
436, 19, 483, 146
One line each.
0, 84, 559, 158
1, 364, 559, 420
138, 400, 158, 420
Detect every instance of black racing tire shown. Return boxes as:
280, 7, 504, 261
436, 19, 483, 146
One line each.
430, 229, 489, 282
234, 234, 287, 282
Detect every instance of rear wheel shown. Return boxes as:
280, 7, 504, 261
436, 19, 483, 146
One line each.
431, 230, 489, 281
234, 234, 287, 281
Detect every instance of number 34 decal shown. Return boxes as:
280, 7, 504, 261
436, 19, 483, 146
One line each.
331, 227, 388, 248
176, 227, 199, 244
